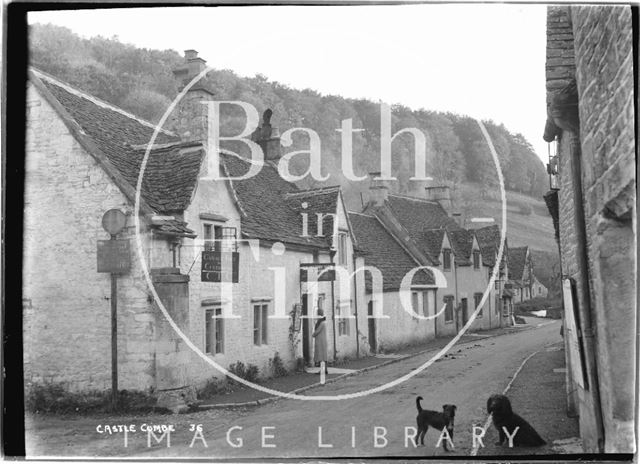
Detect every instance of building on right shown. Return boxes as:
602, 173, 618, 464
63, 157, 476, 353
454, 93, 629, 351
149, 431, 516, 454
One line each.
542, 5, 636, 454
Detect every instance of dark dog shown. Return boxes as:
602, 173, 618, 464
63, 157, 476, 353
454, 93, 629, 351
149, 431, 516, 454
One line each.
415, 396, 457, 450
487, 394, 546, 447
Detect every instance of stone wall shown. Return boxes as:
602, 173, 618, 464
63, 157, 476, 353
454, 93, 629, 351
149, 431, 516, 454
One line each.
23, 83, 163, 392
570, 5, 636, 453
546, 5, 636, 453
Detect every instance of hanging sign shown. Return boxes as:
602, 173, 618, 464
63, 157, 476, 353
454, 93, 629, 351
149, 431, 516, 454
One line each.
97, 239, 131, 274
202, 251, 239, 283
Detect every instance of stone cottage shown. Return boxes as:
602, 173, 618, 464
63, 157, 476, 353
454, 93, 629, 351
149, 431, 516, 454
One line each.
361, 178, 512, 335
542, 5, 636, 453
24, 58, 369, 407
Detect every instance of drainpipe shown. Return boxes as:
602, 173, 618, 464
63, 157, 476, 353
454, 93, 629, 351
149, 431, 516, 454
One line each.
454, 262, 459, 332
568, 132, 605, 452
329, 249, 337, 362
351, 253, 360, 359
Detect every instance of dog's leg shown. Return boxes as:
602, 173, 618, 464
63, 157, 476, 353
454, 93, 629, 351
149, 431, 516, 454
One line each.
421, 427, 428, 446
496, 427, 506, 446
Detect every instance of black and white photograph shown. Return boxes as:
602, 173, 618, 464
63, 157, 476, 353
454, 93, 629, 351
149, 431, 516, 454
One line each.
4, 1, 637, 460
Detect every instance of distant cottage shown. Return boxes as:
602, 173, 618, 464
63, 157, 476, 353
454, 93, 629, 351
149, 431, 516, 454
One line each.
24, 50, 513, 409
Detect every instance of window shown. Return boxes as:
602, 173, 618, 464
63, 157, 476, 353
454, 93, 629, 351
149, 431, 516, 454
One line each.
442, 249, 452, 271
422, 291, 430, 317
473, 251, 481, 269
205, 307, 224, 354
412, 292, 419, 317
203, 224, 237, 252
474, 293, 483, 318
337, 301, 351, 336
444, 295, 454, 322
253, 303, 269, 345
338, 232, 348, 265
538, 287, 542, 295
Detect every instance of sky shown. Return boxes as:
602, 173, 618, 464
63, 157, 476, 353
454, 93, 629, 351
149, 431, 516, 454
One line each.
28, 5, 549, 162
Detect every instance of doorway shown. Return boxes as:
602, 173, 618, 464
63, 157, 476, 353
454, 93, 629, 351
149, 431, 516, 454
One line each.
461, 298, 468, 325
302, 294, 310, 364
368, 300, 377, 353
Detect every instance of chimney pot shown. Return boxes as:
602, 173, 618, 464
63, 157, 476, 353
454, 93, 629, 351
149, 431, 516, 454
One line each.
369, 172, 389, 207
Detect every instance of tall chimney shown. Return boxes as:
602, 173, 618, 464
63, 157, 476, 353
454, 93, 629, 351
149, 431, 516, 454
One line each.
425, 184, 452, 214
166, 50, 214, 143
251, 109, 281, 161
368, 172, 389, 207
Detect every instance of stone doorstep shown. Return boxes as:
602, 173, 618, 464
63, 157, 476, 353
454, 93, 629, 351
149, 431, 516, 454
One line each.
195, 323, 539, 412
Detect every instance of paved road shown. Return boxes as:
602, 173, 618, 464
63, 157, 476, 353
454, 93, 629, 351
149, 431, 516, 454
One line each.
26, 320, 562, 459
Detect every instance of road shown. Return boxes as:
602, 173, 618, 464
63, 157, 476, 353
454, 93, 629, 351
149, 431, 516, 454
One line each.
26, 320, 562, 459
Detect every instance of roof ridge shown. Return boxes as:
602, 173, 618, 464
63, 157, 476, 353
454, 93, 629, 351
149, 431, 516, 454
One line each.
286, 185, 341, 196
30, 67, 176, 137
347, 211, 375, 218
388, 193, 440, 204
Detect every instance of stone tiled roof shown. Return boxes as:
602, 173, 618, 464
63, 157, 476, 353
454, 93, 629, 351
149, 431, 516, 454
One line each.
221, 154, 332, 248
421, 228, 446, 264
31, 69, 206, 214
508, 246, 528, 281
387, 195, 459, 237
348, 212, 434, 292
448, 228, 474, 266
285, 186, 341, 241
473, 225, 503, 267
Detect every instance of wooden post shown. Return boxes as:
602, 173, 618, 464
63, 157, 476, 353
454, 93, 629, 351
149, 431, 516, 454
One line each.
110, 235, 118, 407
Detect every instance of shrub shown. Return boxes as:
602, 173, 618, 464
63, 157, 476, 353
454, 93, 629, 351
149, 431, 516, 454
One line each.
25, 383, 165, 415
269, 352, 288, 378
227, 361, 260, 384
197, 378, 228, 400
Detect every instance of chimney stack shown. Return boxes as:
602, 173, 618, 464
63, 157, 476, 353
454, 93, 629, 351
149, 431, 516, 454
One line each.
368, 172, 389, 207
173, 49, 211, 92
251, 109, 281, 161
425, 183, 452, 214
167, 50, 214, 143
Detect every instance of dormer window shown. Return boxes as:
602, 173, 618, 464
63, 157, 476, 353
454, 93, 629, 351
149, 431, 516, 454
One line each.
443, 248, 452, 271
473, 250, 481, 269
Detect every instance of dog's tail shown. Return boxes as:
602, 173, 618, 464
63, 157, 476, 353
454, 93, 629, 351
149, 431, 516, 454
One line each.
416, 396, 423, 412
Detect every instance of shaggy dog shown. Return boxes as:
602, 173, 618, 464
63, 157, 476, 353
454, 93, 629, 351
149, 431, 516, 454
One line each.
415, 396, 457, 450
487, 394, 546, 447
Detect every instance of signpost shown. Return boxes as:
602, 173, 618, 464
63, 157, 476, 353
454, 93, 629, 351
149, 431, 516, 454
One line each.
97, 209, 130, 407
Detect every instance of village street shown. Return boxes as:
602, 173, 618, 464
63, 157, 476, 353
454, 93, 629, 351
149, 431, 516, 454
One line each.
25, 320, 567, 459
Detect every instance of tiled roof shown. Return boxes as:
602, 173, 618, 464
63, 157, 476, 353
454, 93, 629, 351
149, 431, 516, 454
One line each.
474, 225, 503, 267
285, 186, 341, 242
150, 217, 197, 238
349, 212, 434, 292
32, 69, 205, 213
448, 228, 474, 265
31, 69, 338, 249
421, 228, 446, 264
508, 246, 528, 281
387, 195, 458, 238
221, 154, 332, 248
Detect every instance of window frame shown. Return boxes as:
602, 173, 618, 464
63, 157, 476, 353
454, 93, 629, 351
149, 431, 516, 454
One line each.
444, 295, 454, 322
205, 306, 224, 355
473, 250, 481, 269
422, 291, 430, 317
474, 292, 483, 318
253, 302, 269, 345
337, 300, 351, 336
442, 248, 452, 271
337, 231, 348, 265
